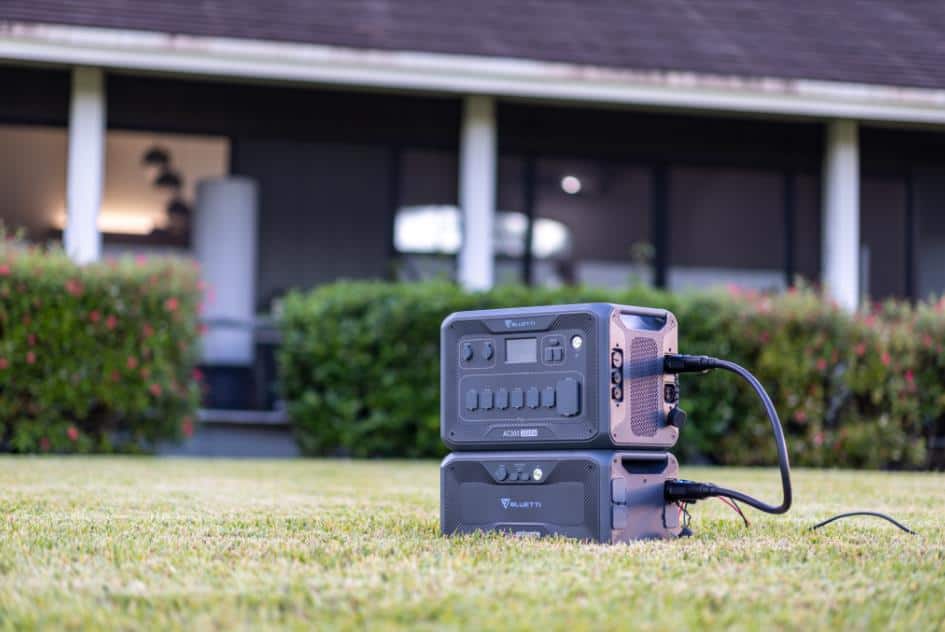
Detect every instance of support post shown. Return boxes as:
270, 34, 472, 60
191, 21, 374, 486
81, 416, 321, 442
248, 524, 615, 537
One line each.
458, 95, 496, 290
64, 67, 106, 264
822, 119, 860, 310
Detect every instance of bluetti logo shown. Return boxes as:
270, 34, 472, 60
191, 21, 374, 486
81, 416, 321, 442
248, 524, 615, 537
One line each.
500, 498, 542, 510
504, 318, 537, 329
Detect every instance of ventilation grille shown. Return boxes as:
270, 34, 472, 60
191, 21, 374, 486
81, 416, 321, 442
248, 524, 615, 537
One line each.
629, 337, 660, 437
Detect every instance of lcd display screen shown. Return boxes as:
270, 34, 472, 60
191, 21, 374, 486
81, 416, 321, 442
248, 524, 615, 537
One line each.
506, 338, 537, 364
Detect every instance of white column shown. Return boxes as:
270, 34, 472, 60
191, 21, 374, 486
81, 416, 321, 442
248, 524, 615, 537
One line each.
64, 67, 106, 264
194, 177, 259, 366
458, 95, 497, 290
822, 119, 860, 311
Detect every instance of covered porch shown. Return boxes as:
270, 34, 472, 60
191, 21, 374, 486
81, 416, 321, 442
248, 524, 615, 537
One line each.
4, 63, 945, 452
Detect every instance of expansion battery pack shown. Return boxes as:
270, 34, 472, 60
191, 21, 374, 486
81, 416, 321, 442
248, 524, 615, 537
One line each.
440, 450, 682, 543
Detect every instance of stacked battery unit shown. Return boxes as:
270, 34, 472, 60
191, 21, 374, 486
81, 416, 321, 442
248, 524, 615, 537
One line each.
439, 303, 688, 543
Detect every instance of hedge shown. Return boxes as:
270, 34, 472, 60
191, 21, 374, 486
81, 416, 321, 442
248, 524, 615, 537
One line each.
0, 236, 202, 453
279, 280, 945, 468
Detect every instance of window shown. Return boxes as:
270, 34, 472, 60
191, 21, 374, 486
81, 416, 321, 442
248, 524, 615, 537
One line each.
0, 124, 67, 242
860, 175, 908, 300
533, 159, 650, 288
394, 148, 459, 282
496, 156, 650, 288
668, 166, 785, 291
98, 130, 229, 257
915, 166, 945, 299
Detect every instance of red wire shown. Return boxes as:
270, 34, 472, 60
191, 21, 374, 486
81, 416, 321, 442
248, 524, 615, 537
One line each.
717, 496, 750, 527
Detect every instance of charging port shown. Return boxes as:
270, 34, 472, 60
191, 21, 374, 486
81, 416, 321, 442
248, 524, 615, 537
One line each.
664, 383, 678, 403
611, 349, 623, 368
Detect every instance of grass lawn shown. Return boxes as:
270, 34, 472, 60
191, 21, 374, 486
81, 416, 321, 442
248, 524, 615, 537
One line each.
0, 458, 943, 630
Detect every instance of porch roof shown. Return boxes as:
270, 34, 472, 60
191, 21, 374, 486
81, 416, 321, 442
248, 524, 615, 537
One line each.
2, 1, 945, 92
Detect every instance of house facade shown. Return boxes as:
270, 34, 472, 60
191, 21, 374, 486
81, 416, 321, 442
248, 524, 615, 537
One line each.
2, 2, 945, 452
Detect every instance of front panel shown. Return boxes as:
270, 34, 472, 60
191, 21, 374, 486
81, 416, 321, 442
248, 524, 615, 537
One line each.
441, 305, 607, 449
441, 451, 682, 543
441, 451, 605, 541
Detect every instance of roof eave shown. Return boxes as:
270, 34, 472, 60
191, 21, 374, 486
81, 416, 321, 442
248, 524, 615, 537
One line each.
2, 21, 945, 125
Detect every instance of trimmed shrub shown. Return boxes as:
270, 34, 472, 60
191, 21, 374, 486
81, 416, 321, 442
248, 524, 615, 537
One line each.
280, 280, 944, 468
0, 238, 202, 453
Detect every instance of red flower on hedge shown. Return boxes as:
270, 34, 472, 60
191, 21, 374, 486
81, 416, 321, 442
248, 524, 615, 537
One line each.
142, 323, 154, 337
39, 437, 50, 451
127, 356, 138, 370
181, 416, 194, 438
881, 351, 891, 367
67, 426, 79, 442
65, 278, 83, 296
794, 409, 808, 423
26, 351, 36, 365
27, 334, 36, 346
89, 310, 101, 323
816, 358, 827, 371
149, 383, 162, 397
0, 263, 9, 276
106, 315, 117, 330
905, 370, 915, 388
164, 297, 179, 312
110, 370, 120, 382
192, 368, 203, 382
0, 357, 8, 370
854, 342, 866, 357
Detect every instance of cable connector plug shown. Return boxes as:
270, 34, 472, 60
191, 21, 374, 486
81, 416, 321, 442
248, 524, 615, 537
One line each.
664, 479, 718, 503
663, 354, 717, 374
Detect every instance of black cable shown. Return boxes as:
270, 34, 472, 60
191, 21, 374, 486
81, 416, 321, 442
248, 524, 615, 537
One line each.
663, 355, 916, 535
663, 354, 792, 515
811, 511, 917, 535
